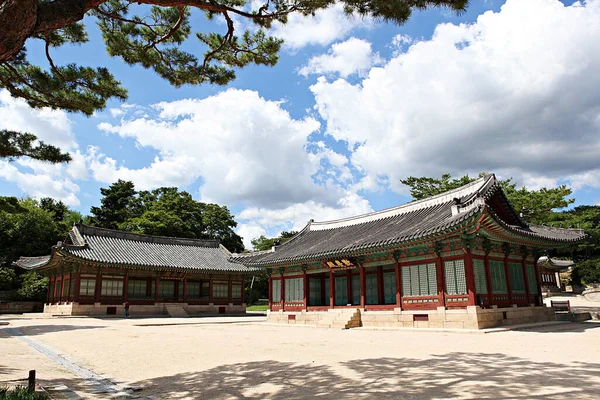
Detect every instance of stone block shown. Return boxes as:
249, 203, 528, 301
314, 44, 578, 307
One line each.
398, 314, 414, 322
436, 306, 447, 313
445, 313, 469, 322
428, 321, 444, 329
443, 321, 465, 329
416, 321, 430, 329
467, 306, 480, 314
402, 321, 414, 328
463, 320, 479, 330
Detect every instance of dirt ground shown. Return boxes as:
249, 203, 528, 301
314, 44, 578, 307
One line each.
2, 310, 600, 399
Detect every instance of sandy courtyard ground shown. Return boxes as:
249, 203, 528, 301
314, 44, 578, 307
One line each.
2, 312, 600, 399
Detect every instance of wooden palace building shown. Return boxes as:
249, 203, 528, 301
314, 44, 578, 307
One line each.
15, 224, 255, 316
231, 174, 586, 329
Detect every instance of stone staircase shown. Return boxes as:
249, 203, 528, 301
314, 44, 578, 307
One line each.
316, 308, 362, 329
165, 303, 189, 318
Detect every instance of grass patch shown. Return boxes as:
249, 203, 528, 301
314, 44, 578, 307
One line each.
0, 386, 49, 400
246, 305, 269, 311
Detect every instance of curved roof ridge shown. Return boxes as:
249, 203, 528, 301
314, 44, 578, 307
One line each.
309, 174, 495, 231
74, 224, 220, 248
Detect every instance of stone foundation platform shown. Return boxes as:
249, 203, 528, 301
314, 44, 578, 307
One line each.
267, 305, 557, 330
43, 302, 245, 316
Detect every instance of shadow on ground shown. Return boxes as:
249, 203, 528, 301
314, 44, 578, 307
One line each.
34, 352, 600, 399
5, 324, 107, 337
516, 321, 600, 333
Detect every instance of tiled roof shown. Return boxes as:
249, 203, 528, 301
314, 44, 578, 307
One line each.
537, 256, 575, 271
232, 174, 586, 266
16, 225, 255, 273
13, 256, 51, 270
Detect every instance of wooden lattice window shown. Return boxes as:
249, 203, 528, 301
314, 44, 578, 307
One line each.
383, 271, 396, 304
402, 263, 437, 297
309, 277, 322, 305
365, 273, 378, 304
490, 260, 507, 294
334, 276, 347, 306
101, 279, 123, 296
79, 279, 95, 296
526, 265, 538, 294
232, 284, 242, 299
473, 259, 488, 294
285, 278, 304, 302
445, 259, 467, 295
128, 279, 147, 298
212, 283, 228, 299
352, 275, 360, 305
272, 279, 281, 302
509, 262, 526, 294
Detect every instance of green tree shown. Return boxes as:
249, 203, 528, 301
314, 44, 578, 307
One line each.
90, 181, 244, 251
400, 173, 574, 224
89, 179, 137, 229
251, 230, 298, 251
0, 1, 467, 162
0, 267, 17, 290
17, 270, 49, 301
1, 130, 71, 163
570, 258, 600, 286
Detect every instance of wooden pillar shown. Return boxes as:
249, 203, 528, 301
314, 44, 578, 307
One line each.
394, 258, 401, 308
73, 271, 81, 303
503, 251, 514, 305
268, 274, 273, 311
303, 270, 308, 310
464, 248, 477, 306
208, 276, 213, 304
155, 275, 160, 303
241, 277, 245, 305
123, 272, 129, 302
280, 269, 285, 311
66, 274, 72, 302
533, 253, 543, 306
436, 253, 445, 307
329, 269, 334, 309
94, 272, 102, 303
227, 276, 233, 304
58, 272, 64, 303
346, 269, 352, 306
359, 266, 366, 308
183, 277, 188, 302
46, 276, 53, 304
521, 251, 532, 304
484, 253, 493, 306
377, 266, 384, 305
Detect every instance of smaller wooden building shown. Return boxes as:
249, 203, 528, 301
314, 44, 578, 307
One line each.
15, 224, 255, 316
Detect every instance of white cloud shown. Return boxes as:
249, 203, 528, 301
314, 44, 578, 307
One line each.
97, 89, 354, 210
272, 4, 372, 49
0, 89, 85, 203
299, 37, 382, 78
310, 0, 600, 192
237, 191, 372, 248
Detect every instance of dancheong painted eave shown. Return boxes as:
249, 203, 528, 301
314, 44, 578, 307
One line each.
14, 224, 258, 274
230, 173, 586, 267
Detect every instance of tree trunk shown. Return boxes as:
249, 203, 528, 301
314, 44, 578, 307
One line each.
0, 0, 38, 62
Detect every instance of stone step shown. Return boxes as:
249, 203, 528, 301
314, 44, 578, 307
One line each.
165, 304, 189, 318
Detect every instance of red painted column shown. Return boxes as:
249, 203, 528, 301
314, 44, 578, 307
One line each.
359, 266, 366, 308
268, 275, 273, 311
347, 269, 352, 306
280, 273, 285, 311
436, 255, 445, 307
395, 259, 401, 308
208, 277, 213, 304
521, 255, 531, 304
377, 266, 384, 305
94, 272, 102, 303
46, 276, 53, 304
58, 273, 64, 303
329, 269, 334, 309
183, 277, 188, 302
66, 274, 72, 302
504, 255, 514, 305
155, 275, 160, 303
73, 271, 81, 303
123, 272, 129, 302
484, 254, 493, 307
228, 276, 233, 304
241, 277, 245, 305
464, 249, 477, 306
303, 271, 308, 310
533, 255, 543, 306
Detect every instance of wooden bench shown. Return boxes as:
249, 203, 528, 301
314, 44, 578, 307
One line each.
551, 300, 571, 312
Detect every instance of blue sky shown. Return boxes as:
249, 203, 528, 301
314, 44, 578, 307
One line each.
1, 0, 599, 248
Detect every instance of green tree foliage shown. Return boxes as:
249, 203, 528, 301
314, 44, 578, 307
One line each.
0, 267, 17, 290
0, 1, 468, 163
0, 129, 71, 163
570, 258, 600, 286
251, 230, 298, 251
400, 173, 574, 224
89, 181, 244, 252
17, 270, 49, 301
